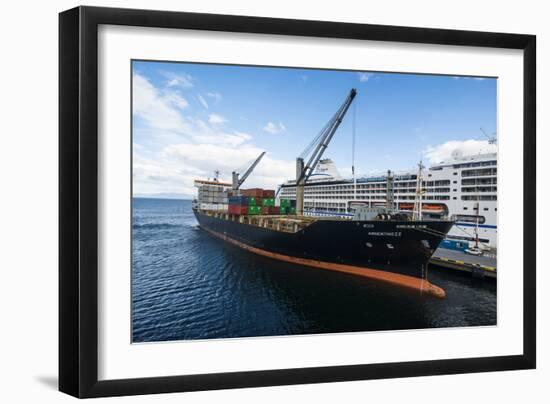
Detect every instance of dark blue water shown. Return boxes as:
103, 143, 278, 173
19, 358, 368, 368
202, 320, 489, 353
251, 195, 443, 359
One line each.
132, 198, 496, 342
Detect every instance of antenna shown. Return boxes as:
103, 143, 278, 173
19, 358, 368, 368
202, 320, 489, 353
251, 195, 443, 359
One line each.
480, 127, 497, 145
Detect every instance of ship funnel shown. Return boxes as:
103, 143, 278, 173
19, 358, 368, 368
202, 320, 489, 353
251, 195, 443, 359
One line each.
315, 158, 342, 180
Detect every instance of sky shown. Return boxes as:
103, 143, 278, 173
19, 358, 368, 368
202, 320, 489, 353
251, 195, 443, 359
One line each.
132, 60, 497, 199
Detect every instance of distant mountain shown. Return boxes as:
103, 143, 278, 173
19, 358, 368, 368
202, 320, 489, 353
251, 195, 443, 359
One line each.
133, 193, 192, 200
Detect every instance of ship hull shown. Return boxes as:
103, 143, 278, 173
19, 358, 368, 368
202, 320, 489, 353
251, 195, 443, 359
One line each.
193, 209, 453, 295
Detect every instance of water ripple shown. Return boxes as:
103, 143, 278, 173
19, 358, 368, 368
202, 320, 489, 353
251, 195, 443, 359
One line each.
132, 198, 496, 342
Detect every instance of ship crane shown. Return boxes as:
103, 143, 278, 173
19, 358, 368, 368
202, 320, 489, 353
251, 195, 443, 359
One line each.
295, 88, 357, 215
232, 151, 266, 190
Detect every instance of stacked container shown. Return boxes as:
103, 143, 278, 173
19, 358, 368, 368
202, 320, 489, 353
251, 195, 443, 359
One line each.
227, 188, 292, 216
228, 195, 248, 215
197, 183, 229, 211
279, 199, 297, 215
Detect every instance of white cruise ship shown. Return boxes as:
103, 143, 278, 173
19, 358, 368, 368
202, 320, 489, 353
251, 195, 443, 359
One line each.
279, 153, 497, 248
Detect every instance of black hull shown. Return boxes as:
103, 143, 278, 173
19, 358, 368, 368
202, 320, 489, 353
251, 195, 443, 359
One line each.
193, 209, 453, 281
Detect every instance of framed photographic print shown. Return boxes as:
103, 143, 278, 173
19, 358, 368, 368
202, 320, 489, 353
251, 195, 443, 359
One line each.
59, 6, 536, 398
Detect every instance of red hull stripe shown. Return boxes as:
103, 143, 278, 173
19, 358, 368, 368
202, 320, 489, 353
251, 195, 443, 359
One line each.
201, 227, 446, 299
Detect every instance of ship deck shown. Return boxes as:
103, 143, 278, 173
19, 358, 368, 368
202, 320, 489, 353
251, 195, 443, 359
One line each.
198, 209, 348, 233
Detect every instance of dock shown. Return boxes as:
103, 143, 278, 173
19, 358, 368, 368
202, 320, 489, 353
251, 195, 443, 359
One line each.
430, 248, 497, 279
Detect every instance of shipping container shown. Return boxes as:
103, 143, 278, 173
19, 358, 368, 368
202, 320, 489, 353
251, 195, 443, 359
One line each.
248, 205, 262, 215
280, 199, 291, 208
229, 195, 248, 205
228, 205, 248, 215
262, 189, 275, 198
247, 197, 261, 206
263, 206, 280, 215
242, 188, 264, 197
261, 198, 275, 207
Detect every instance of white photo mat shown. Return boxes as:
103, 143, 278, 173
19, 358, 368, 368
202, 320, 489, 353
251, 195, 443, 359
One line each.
98, 24, 523, 381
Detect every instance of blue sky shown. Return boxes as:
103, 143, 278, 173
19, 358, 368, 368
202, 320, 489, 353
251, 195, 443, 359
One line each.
132, 60, 496, 198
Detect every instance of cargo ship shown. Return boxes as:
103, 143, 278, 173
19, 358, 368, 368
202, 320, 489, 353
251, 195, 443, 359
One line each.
191, 89, 454, 297
192, 181, 453, 298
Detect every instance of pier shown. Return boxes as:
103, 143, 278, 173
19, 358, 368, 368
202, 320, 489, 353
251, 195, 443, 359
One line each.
430, 248, 496, 279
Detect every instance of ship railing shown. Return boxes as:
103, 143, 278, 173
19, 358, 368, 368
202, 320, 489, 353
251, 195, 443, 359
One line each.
205, 209, 315, 233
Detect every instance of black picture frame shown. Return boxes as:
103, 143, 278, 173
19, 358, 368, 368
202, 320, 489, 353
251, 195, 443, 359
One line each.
59, 5, 536, 398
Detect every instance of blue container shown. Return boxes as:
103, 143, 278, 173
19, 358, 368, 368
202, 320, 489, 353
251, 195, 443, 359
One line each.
439, 239, 469, 252
229, 196, 248, 205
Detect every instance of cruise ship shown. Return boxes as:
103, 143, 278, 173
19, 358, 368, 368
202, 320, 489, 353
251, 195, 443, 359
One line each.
279, 152, 497, 249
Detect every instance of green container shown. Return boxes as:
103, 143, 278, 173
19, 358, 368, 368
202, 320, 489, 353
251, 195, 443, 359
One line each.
288, 207, 296, 215
261, 198, 275, 207
248, 197, 257, 206
280, 206, 287, 215
248, 205, 261, 215
280, 199, 291, 208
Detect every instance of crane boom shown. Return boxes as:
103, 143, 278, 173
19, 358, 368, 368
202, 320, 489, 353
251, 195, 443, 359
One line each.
232, 151, 266, 190
295, 89, 357, 214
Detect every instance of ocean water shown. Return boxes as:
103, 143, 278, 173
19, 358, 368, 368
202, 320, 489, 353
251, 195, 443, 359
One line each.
132, 198, 496, 342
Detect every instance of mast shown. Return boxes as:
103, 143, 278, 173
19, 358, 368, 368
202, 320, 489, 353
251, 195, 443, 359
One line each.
474, 200, 480, 249
296, 158, 305, 214
352, 99, 357, 202
386, 170, 394, 210
413, 161, 424, 220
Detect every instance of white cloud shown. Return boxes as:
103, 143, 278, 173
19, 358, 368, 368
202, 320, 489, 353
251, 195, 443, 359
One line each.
358, 72, 373, 82
162, 71, 194, 89
132, 153, 203, 196
423, 139, 497, 164
452, 76, 486, 81
208, 113, 227, 125
161, 144, 294, 190
206, 92, 222, 103
197, 94, 209, 109
263, 121, 286, 134
133, 73, 294, 195
162, 90, 189, 109
133, 73, 191, 133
